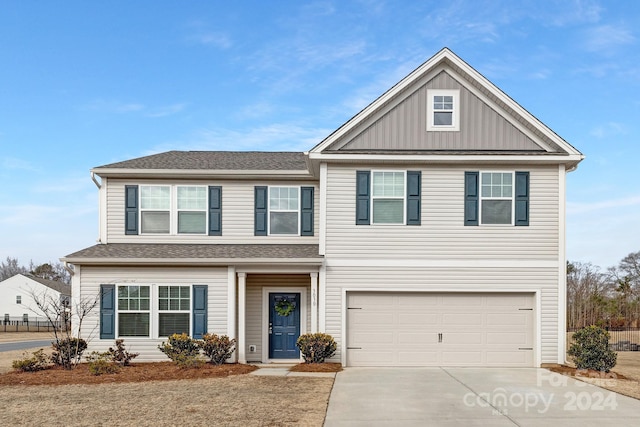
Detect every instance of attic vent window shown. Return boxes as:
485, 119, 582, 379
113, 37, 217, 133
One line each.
427, 89, 460, 131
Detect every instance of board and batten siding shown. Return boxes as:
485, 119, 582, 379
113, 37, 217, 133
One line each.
325, 164, 560, 259
334, 71, 546, 152
245, 274, 312, 362
78, 266, 228, 362
323, 266, 560, 364
104, 179, 319, 244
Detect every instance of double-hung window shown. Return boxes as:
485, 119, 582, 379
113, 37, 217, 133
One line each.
480, 172, 513, 225
427, 89, 460, 131
158, 286, 190, 337
140, 186, 170, 234
117, 285, 150, 337
371, 171, 405, 224
138, 185, 208, 235
269, 187, 299, 234
177, 186, 207, 234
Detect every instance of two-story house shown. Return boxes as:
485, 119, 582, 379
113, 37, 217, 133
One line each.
63, 48, 583, 367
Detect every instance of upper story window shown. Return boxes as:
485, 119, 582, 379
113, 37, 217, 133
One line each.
138, 185, 207, 235
427, 89, 460, 131
269, 187, 299, 235
480, 172, 513, 225
372, 171, 405, 224
464, 171, 530, 227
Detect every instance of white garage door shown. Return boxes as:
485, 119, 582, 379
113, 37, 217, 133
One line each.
346, 292, 534, 367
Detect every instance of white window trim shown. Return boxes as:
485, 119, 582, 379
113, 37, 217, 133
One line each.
116, 284, 194, 339
157, 285, 192, 338
427, 89, 460, 131
139, 185, 208, 235
479, 171, 515, 226
371, 170, 406, 225
267, 186, 301, 236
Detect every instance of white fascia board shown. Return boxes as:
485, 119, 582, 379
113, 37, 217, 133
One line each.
91, 168, 315, 180
61, 257, 324, 266
309, 152, 584, 166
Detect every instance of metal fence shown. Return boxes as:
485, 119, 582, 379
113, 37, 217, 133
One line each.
567, 327, 640, 351
1, 317, 68, 333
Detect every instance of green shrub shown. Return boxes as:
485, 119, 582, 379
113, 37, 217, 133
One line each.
568, 325, 617, 372
12, 349, 50, 372
108, 339, 139, 366
51, 337, 88, 370
296, 333, 337, 363
158, 333, 203, 368
86, 351, 120, 375
201, 333, 236, 365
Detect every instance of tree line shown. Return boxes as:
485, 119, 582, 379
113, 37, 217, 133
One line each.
568, 250, 640, 330
0, 256, 71, 284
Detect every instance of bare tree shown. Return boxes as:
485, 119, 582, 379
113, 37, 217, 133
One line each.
26, 287, 98, 369
566, 261, 611, 329
0, 256, 28, 281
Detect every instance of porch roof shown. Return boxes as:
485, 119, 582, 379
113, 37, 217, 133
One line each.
62, 243, 323, 266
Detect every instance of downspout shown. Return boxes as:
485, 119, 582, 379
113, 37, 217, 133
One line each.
64, 261, 75, 277
91, 171, 101, 189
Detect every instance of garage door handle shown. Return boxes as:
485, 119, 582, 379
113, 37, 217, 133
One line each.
347, 347, 362, 350
438, 333, 442, 343
518, 347, 533, 350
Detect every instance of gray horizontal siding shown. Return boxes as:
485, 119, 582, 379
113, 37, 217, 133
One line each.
337, 71, 543, 152
325, 164, 559, 259
78, 266, 227, 362
105, 179, 319, 245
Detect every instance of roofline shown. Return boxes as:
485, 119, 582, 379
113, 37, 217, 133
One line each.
310, 47, 582, 157
61, 257, 324, 266
308, 152, 584, 167
92, 168, 315, 180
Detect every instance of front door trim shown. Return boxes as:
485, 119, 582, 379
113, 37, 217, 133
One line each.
262, 286, 307, 363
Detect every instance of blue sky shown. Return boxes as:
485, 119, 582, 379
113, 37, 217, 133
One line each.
1, 1, 639, 271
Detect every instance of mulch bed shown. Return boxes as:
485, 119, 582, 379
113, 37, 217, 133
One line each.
547, 364, 627, 380
0, 362, 257, 386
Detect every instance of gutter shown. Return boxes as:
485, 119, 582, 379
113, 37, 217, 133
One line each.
91, 172, 101, 189
63, 261, 75, 277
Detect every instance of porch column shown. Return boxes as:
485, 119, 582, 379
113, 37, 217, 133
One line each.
227, 266, 236, 362
238, 272, 247, 364
319, 265, 326, 331
310, 272, 318, 333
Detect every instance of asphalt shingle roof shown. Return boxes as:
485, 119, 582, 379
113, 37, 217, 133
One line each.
63, 243, 322, 263
23, 274, 71, 296
95, 151, 308, 171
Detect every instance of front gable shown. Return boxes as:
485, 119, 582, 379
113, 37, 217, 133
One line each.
311, 48, 582, 164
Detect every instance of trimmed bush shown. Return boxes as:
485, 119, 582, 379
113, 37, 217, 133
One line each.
86, 351, 120, 375
108, 339, 139, 366
568, 325, 617, 372
51, 337, 88, 370
296, 333, 337, 363
158, 333, 203, 368
201, 333, 236, 365
12, 349, 50, 372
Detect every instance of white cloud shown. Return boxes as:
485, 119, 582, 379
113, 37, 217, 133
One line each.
583, 24, 635, 53
568, 194, 640, 215
0, 157, 37, 171
145, 103, 187, 118
590, 122, 626, 138
82, 99, 186, 117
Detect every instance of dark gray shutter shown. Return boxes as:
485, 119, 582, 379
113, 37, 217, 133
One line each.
254, 186, 268, 236
125, 185, 138, 235
356, 171, 371, 225
515, 171, 530, 226
192, 285, 207, 339
300, 187, 314, 236
406, 171, 421, 225
100, 284, 115, 339
464, 172, 479, 226
208, 186, 222, 236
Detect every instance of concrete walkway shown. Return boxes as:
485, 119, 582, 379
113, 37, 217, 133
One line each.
324, 367, 640, 426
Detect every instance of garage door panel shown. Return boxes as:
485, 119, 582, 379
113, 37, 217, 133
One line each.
398, 313, 438, 325
346, 292, 535, 367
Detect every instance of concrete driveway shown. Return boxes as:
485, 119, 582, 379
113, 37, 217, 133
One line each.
324, 367, 640, 426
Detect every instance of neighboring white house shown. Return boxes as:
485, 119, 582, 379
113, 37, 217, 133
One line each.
63, 48, 584, 367
0, 273, 71, 323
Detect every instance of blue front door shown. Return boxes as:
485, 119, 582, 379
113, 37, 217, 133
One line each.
269, 292, 301, 359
